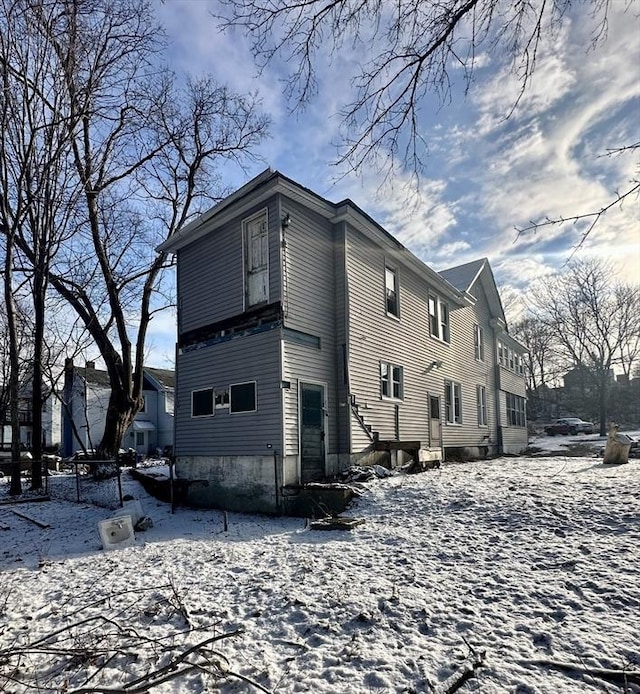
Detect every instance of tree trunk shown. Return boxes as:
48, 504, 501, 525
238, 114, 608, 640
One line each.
30, 267, 46, 488
3, 227, 22, 496
97, 385, 140, 458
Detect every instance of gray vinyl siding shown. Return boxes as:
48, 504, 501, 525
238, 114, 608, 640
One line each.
345, 225, 448, 449
441, 281, 498, 448
280, 197, 339, 455
175, 329, 282, 456
177, 197, 281, 334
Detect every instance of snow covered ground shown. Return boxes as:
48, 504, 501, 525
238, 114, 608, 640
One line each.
1, 441, 639, 693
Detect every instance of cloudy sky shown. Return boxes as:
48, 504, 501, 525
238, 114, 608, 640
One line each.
145, 0, 640, 366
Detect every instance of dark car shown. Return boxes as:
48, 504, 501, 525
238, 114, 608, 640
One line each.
544, 418, 595, 436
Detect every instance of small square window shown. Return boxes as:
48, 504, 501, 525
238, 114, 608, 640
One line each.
192, 388, 214, 417
230, 381, 257, 413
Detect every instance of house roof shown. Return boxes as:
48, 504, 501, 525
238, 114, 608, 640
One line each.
81, 365, 111, 388
440, 258, 527, 353
158, 168, 468, 307
439, 258, 487, 293
144, 368, 175, 389
74, 364, 174, 390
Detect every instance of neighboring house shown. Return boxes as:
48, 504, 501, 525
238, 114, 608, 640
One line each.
61, 360, 174, 457
159, 169, 528, 513
0, 385, 61, 451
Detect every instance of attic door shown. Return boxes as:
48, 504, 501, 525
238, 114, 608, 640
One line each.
244, 212, 269, 308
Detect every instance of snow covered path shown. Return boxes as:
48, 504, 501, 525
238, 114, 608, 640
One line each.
1, 455, 639, 692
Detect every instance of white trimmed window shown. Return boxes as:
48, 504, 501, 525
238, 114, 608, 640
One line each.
244, 211, 269, 308
506, 393, 526, 427
380, 362, 403, 400
192, 388, 214, 417
445, 380, 462, 424
429, 294, 450, 342
474, 324, 484, 361
230, 381, 257, 414
476, 385, 488, 426
385, 266, 399, 317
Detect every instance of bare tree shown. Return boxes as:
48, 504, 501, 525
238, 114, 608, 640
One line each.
1, 0, 268, 457
218, 0, 637, 237
0, 0, 83, 485
530, 260, 640, 435
511, 315, 565, 422
0, 227, 22, 494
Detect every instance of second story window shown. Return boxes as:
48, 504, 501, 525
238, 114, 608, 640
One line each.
429, 294, 450, 342
474, 324, 484, 361
385, 266, 399, 317
244, 211, 268, 308
380, 361, 403, 400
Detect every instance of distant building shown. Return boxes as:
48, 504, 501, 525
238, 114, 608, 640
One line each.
1, 384, 61, 451
61, 360, 174, 457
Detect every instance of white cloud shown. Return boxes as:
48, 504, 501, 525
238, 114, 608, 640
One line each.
457, 5, 640, 286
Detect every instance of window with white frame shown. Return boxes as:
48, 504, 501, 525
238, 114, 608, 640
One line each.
385, 266, 399, 317
444, 380, 462, 424
474, 324, 484, 361
380, 362, 403, 400
429, 294, 450, 342
506, 392, 526, 427
244, 211, 269, 308
498, 340, 525, 376
139, 396, 146, 413
476, 385, 488, 425
230, 381, 257, 413
192, 388, 214, 417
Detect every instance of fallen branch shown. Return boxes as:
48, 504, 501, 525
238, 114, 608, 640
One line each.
526, 659, 640, 688
11, 509, 50, 528
437, 650, 486, 694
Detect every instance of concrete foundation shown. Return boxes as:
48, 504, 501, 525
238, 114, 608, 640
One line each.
176, 455, 279, 513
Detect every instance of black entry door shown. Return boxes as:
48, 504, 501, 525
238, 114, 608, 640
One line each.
300, 383, 326, 483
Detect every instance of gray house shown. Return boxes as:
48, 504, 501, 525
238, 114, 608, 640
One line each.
159, 169, 527, 512
62, 360, 174, 457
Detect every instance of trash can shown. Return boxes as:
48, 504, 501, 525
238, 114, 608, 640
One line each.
603, 425, 633, 465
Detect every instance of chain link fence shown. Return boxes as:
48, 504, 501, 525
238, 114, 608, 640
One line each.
45, 460, 124, 510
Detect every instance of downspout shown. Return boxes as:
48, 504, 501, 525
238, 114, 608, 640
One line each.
277, 194, 286, 502
490, 320, 503, 455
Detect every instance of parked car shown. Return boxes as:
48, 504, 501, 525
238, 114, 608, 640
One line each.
544, 418, 595, 436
